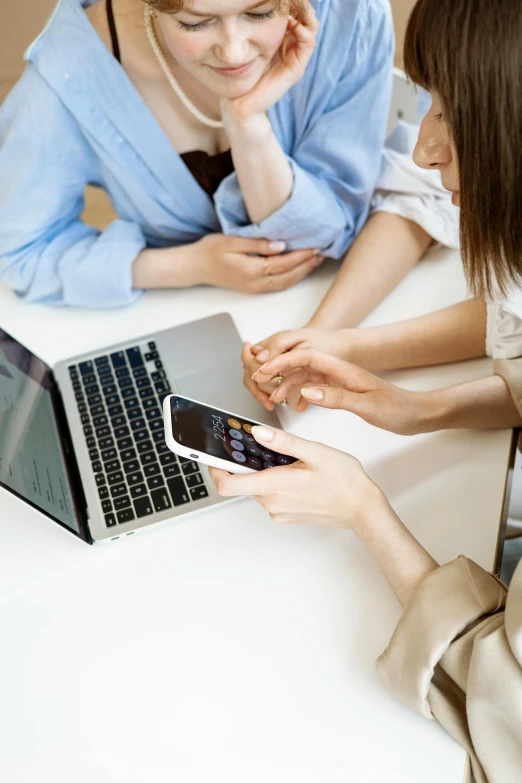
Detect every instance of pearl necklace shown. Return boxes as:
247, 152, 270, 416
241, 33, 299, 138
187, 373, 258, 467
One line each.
144, 5, 224, 129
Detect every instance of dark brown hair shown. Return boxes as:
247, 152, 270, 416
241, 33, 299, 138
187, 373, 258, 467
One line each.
145, 0, 303, 16
404, 0, 522, 298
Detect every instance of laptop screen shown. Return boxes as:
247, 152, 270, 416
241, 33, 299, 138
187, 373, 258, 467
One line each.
0, 329, 81, 535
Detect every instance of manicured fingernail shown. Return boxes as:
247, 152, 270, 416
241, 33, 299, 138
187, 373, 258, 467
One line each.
269, 389, 280, 402
301, 387, 323, 401
252, 425, 275, 441
269, 241, 286, 252
256, 349, 269, 362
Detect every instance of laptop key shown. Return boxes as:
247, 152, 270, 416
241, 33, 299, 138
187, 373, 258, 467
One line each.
110, 483, 128, 498
117, 508, 135, 524
155, 441, 169, 454
150, 418, 163, 431
93, 414, 108, 428
92, 461, 103, 473
69, 367, 78, 380
147, 474, 165, 490
133, 367, 147, 379
105, 513, 117, 528
190, 486, 209, 501
95, 355, 109, 366
143, 397, 157, 410
123, 459, 140, 473
117, 437, 133, 451
155, 380, 170, 394
133, 496, 153, 518
108, 471, 125, 486
137, 439, 153, 454
145, 351, 158, 361
114, 496, 131, 510
115, 367, 130, 379
145, 463, 161, 478
102, 384, 118, 397
120, 447, 136, 462
151, 370, 166, 382
139, 387, 153, 400
160, 452, 176, 466
88, 448, 99, 461
182, 461, 198, 476
100, 374, 115, 387
148, 341, 156, 350
130, 418, 146, 432
84, 384, 99, 396
80, 414, 90, 425
127, 471, 144, 487
130, 483, 148, 499
128, 407, 143, 421
97, 364, 112, 376
121, 386, 135, 399
186, 472, 204, 488
124, 397, 139, 410
133, 429, 149, 443
73, 381, 82, 392
101, 447, 117, 462
108, 404, 123, 417
104, 460, 121, 474
86, 436, 96, 449
115, 425, 130, 440
90, 404, 105, 417
110, 351, 126, 369
95, 473, 106, 486
111, 415, 126, 429
98, 486, 109, 500
152, 430, 165, 443
78, 402, 87, 414
99, 436, 115, 450
118, 377, 133, 389
140, 451, 157, 467
87, 394, 102, 406
83, 373, 96, 386
136, 377, 151, 389
102, 499, 112, 513
146, 408, 161, 421
96, 426, 111, 439
163, 463, 180, 478
167, 477, 190, 506
155, 360, 163, 369
126, 347, 144, 368
105, 394, 120, 407
79, 360, 94, 375
75, 392, 85, 403
151, 487, 172, 512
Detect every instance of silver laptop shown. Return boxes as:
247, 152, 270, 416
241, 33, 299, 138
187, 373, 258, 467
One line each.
0, 313, 278, 544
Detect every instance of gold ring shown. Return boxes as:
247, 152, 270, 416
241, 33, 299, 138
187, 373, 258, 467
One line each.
271, 374, 283, 385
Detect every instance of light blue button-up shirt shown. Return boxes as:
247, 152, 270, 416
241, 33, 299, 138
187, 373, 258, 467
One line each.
0, 0, 393, 308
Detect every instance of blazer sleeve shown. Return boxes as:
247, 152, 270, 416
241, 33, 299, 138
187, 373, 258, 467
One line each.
376, 557, 522, 783
0, 72, 146, 308
213, 0, 394, 258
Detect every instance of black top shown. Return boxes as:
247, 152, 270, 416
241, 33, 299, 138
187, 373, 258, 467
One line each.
105, 0, 234, 197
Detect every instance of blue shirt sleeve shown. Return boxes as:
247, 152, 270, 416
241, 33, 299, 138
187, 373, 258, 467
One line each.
0, 70, 146, 308
213, 0, 394, 259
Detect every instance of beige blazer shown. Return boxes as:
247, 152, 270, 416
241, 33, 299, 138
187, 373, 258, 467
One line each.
376, 556, 522, 782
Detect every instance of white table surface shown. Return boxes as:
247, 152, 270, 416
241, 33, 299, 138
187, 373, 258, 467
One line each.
0, 247, 512, 783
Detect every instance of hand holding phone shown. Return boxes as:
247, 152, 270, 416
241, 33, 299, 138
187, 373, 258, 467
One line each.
163, 395, 297, 474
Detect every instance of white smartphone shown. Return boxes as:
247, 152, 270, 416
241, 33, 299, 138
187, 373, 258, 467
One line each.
163, 394, 297, 475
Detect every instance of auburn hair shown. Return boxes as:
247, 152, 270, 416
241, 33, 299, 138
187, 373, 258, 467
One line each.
144, 1, 305, 16
404, 0, 522, 298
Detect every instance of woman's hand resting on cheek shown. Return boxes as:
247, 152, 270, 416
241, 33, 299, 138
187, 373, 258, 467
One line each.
221, 5, 320, 129
253, 349, 439, 435
209, 425, 385, 531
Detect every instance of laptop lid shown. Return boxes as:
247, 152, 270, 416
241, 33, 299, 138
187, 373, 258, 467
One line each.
0, 328, 91, 543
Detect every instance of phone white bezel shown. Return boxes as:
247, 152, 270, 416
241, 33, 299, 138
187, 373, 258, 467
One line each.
163, 394, 265, 475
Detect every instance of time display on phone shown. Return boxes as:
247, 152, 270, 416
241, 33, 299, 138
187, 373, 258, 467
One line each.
171, 398, 297, 471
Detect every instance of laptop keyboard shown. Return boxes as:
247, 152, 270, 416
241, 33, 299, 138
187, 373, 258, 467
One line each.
68, 341, 209, 529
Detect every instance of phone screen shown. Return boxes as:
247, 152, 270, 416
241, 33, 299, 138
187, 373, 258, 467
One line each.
170, 397, 297, 471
